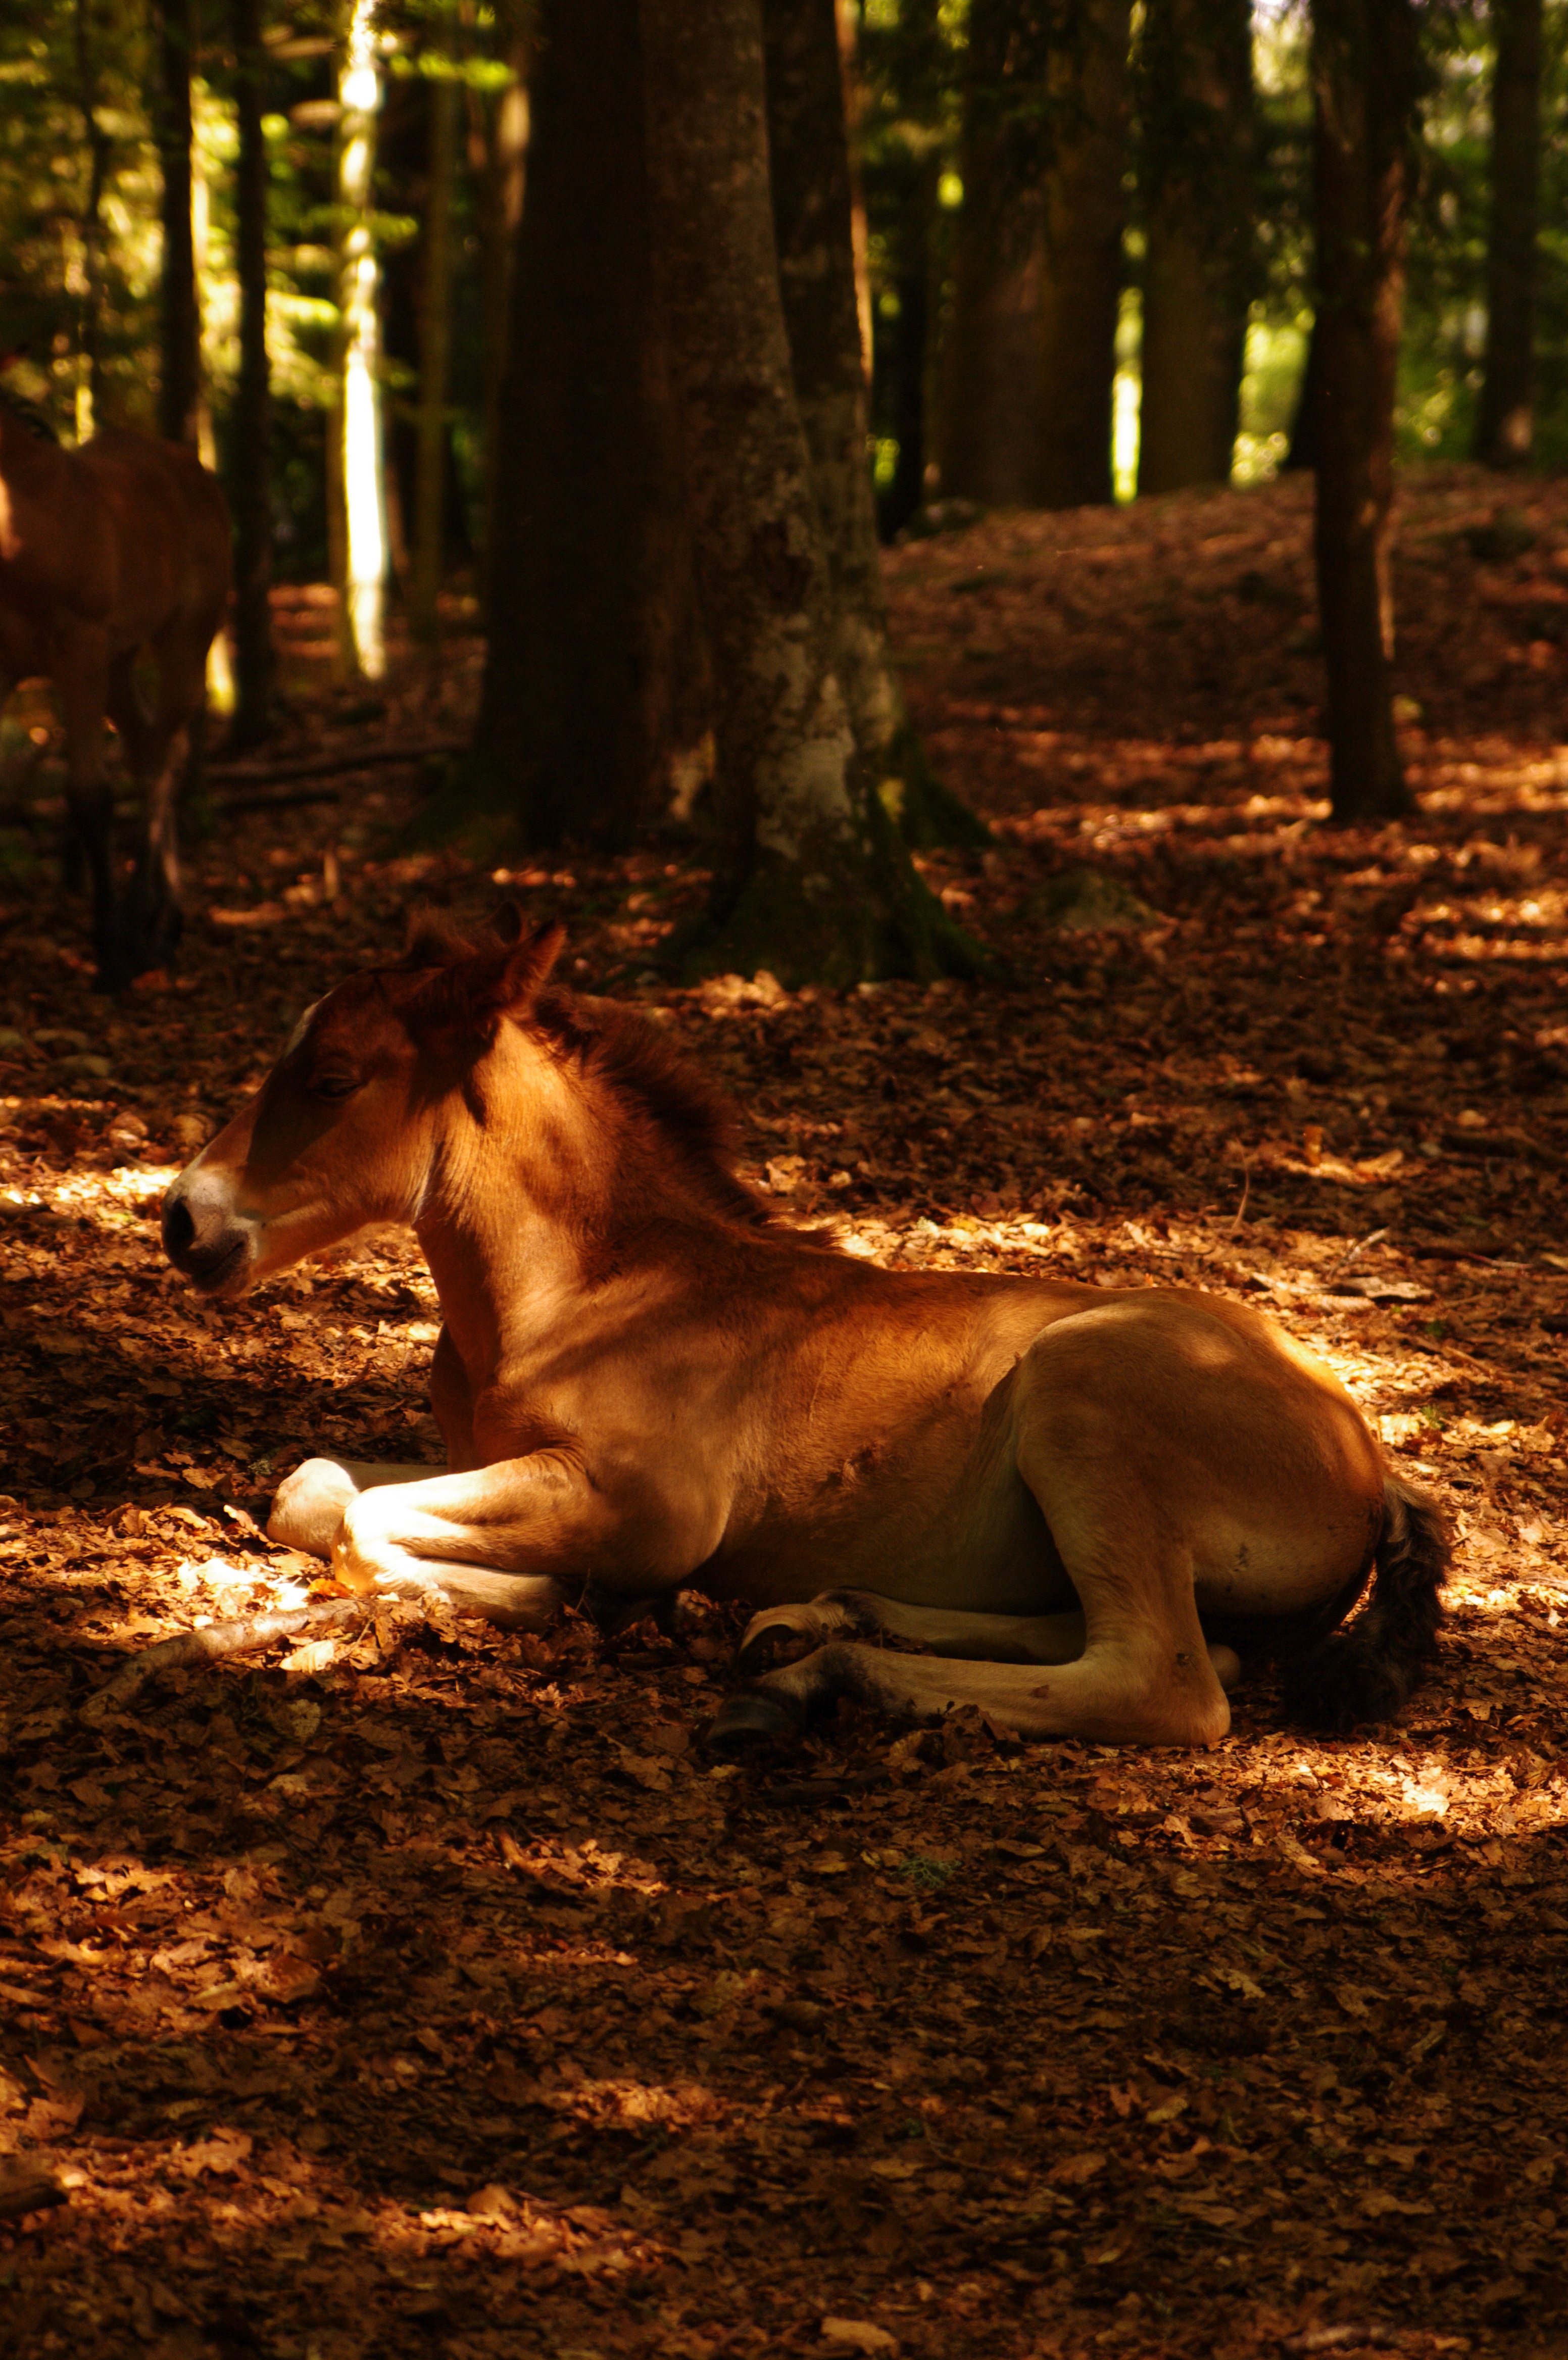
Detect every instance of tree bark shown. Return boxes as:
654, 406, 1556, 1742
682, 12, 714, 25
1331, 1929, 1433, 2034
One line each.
230, 0, 275, 748
1136, 0, 1255, 496
1283, 315, 1322, 470
74, 0, 111, 437
1035, 0, 1132, 511
1310, 0, 1417, 824
641, 0, 983, 984
466, 0, 530, 574
411, 69, 458, 641
1474, 0, 1541, 468
154, 0, 201, 448
875, 144, 938, 541
764, 0, 988, 851
940, 0, 1045, 507
463, 0, 701, 851
335, 0, 389, 681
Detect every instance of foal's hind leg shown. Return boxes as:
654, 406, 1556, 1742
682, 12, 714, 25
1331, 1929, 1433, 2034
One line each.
738, 1591, 1093, 1673
720, 1325, 1236, 1751
738, 1591, 1242, 1684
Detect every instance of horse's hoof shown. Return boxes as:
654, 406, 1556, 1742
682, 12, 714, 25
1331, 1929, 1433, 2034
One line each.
705, 1690, 803, 1754
736, 1608, 818, 1676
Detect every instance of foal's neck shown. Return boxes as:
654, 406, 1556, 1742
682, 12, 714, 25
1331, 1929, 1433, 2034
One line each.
412, 1033, 737, 1383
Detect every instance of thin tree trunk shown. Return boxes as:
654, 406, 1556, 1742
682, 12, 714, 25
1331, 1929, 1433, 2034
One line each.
336, 0, 388, 680
411, 71, 458, 641
835, 0, 873, 381
878, 146, 938, 539
1475, 0, 1541, 467
154, 0, 201, 448
467, 4, 530, 576
463, 0, 700, 850
641, 0, 983, 985
764, 0, 988, 851
1311, 0, 1417, 824
230, 0, 274, 747
74, 0, 111, 438
1137, 0, 1255, 496
1283, 315, 1322, 470
1035, 0, 1131, 511
940, 0, 1045, 506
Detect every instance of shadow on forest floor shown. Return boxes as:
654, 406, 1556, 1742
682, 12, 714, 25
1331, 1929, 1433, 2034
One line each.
0, 464, 1564, 2359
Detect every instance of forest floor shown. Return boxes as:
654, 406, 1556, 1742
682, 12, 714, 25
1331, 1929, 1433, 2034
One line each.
0, 460, 1565, 2360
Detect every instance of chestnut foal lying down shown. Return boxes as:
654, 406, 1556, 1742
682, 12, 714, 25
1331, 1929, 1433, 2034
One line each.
162, 916, 1448, 1749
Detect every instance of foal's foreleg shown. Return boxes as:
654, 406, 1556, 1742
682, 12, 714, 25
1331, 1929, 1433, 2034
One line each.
268, 1454, 567, 1629
269, 1455, 451, 1557
329, 1455, 649, 1634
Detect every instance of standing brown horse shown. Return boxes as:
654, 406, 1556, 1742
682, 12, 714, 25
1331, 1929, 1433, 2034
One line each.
0, 399, 231, 989
162, 916, 1448, 1749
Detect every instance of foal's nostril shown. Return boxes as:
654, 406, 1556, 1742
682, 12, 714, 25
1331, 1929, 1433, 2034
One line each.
162, 1196, 196, 1263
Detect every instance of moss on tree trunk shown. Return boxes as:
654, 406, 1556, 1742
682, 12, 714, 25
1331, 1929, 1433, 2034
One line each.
642, 0, 986, 986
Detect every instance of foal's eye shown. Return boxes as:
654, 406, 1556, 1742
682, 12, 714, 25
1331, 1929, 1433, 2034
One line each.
308, 1070, 362, 1102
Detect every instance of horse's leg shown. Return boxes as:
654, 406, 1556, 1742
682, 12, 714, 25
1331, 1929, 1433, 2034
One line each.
284, 1455, 652, 1634
759, 1595, 1241, 1688
57, 628, 121, 987
117, 624, 200, 972
269, 1455, 451, 1557
720, 1324, 1243, 1751
739, 1591, 1095, 1671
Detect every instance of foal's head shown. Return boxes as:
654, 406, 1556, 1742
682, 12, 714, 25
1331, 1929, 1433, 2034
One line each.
162, 916, 572, 1296
162, 914, 765, 1297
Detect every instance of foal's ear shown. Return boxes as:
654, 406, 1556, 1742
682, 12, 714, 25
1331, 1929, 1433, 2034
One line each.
495, 919, 567, 1015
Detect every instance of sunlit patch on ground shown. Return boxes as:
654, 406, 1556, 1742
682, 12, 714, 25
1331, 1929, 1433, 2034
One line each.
2, 476, 1566, 2355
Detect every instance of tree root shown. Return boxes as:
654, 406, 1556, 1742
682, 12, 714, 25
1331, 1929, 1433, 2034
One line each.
81, 1598, 369, 1722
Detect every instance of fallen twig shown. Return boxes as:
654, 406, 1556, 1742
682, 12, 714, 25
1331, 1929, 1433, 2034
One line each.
752, 1770, 891, 1806
0, 2164, 67, 2222
207, 739, 466, 789
81, 1597, 368, 1721
1327, 1224, 1388, 1283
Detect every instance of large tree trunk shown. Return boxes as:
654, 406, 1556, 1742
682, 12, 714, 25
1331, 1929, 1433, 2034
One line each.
230, 0, 274, 748
411, 69, 458, 641
940, 0, 1045, 506
874, 145, 938, 542
463, 0, 700, 851
764, 0, 988, 851
640, 0, 982, 985
1136, 0, 1255, 496
154, 0, 200, 448
1311, 0, 1417, 825
467, 1, 530, 576
1035, 0, 1132, 511
1474, 0, 1541, 468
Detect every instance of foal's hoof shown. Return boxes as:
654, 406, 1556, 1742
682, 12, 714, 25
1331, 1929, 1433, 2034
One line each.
705, 1689, 804, 1755
737, 1606, 822, 1676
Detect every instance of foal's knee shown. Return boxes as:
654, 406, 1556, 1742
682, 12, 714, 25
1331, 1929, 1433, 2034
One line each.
268, 1456, 360, 1558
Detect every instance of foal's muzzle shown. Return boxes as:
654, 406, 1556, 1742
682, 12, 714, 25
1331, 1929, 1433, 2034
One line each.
162, 1168, 258, 1296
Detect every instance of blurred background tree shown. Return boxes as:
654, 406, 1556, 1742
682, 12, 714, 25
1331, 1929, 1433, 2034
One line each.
2, 0, 1566, 960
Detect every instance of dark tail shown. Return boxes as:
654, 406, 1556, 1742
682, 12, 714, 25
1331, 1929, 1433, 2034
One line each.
1283, 1477, 1450, 1729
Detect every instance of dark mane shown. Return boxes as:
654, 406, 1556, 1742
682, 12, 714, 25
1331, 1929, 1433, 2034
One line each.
536, 986, 781, 1230
396, 919, 797, 1236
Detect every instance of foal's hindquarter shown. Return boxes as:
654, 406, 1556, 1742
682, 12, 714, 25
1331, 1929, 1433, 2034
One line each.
163, 930, 1431, 1749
